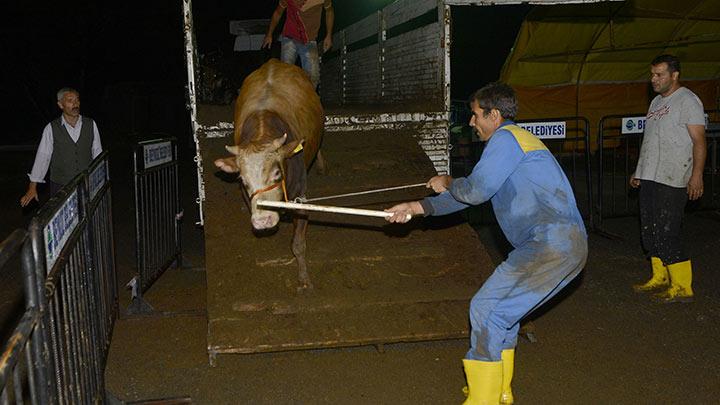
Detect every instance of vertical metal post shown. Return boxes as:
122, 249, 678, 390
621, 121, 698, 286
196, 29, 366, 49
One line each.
174, 142, 183, 268
341, 30, 347, 105
182, 0, 205, 227
27, 221, 56, 404
21, 230, 48, 405
377, 10, 385, 102
129, 145, 154, 314
597, 117, 605, 228
441, 2, 452, 175
583, 119, 594, 230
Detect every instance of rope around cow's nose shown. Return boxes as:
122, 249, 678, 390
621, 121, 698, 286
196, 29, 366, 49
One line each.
293, 183, 428, 204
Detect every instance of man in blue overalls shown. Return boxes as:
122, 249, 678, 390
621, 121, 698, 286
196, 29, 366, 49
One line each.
386, 82, 588, 404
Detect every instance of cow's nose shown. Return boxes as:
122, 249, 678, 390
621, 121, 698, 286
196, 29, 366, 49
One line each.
251, 213, 279, 230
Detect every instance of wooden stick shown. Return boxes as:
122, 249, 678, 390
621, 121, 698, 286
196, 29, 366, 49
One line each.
256, 200, 412, 221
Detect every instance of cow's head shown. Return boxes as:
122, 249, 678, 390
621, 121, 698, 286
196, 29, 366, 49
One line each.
215, 116, 302, 230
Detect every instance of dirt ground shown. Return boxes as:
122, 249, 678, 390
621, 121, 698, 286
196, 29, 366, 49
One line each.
2, 138, 720, 404
110, 139, 720, 404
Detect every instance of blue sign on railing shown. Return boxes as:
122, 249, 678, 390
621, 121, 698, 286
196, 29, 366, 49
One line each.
143, 141, 173, 169
44, 189, 80, 270
519, 121, 567, 139
89, 159, 108, 201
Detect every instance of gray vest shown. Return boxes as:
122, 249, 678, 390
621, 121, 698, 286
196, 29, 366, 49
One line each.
49, 117, 94, 185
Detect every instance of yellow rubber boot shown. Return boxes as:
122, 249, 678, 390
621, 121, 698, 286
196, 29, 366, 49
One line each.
633, 257, 669, 292
462, 359, 502, 405
500, 349, 514, 404
656, 260, 694, 303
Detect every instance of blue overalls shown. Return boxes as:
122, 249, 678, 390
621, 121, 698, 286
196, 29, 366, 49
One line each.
420, 121, 588, 361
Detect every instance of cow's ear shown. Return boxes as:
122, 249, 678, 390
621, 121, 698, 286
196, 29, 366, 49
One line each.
214, 157, 239, 173
225, 145, 241, 155
272, 133, 288, 150
279, 139, 303, 158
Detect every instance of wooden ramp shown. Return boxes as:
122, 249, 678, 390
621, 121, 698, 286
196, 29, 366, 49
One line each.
200, 107, 495, 357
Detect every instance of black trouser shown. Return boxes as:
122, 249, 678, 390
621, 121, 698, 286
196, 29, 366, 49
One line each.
639, 180, 688, 265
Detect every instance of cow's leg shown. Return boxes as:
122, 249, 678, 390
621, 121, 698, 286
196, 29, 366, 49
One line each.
315, 149, 327, 175
292, 215, 312, 292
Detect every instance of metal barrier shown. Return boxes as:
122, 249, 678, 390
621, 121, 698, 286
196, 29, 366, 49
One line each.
597, 113, 720, 228
0, 152, 118, 403
596, 113, 645, 226
450, 117, 595, 230
128, 138, 182, 314
0, 229, 45, 404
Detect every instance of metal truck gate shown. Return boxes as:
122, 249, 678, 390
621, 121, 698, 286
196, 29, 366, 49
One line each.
128, 138, 182, 314
597, 112, 720, 229
0, 152, 117, 403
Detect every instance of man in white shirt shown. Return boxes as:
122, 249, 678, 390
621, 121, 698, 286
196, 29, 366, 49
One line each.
20, 88, 102, 207
630, 55, 706, 303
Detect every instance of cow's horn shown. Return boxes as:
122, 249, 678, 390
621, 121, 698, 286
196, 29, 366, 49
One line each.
225, 145, 241, 155
272, 133, 288, 150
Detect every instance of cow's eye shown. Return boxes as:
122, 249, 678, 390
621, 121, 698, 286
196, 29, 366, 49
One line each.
270, 168, 281, 181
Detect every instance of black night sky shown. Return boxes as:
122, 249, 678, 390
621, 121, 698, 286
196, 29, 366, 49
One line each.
2, 1, 529, 148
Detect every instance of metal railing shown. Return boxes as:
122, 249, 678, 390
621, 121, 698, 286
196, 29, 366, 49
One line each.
596, 113, 645, 226
128, 138, 182, 314
596, 112, 720, 229
0, 229, 44, 405
0, 152, 118, 403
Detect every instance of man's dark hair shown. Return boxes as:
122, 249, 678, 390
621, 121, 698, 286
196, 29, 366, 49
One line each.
651, 54, 681, 74
469, 82, 518, 120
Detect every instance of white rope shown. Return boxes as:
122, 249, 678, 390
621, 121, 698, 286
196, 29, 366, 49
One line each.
257, 200, 412, 221
298, 183, 427, 203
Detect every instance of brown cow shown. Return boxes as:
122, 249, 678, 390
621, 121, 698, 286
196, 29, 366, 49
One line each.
214, 59, 324, 292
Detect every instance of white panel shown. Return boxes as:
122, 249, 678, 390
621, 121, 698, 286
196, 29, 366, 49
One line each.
199, 123, 233, 139
324, 112, 450, 174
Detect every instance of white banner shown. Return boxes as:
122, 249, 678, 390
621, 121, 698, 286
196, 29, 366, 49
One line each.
44, 189, 80, 270
518, 121, 566, 139
143, 141, 173, 169
621, 116, 646, 134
